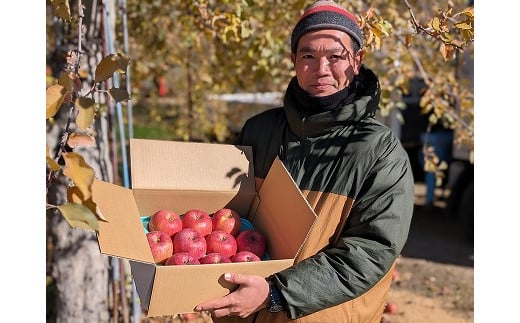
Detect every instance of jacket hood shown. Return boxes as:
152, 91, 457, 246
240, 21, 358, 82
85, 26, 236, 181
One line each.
284, 65, 381, 138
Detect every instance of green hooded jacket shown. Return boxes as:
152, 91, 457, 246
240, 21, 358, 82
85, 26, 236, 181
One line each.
233, 65, 414, 320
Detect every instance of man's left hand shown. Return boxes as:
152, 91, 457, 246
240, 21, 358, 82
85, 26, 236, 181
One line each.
195, 273, 269, 318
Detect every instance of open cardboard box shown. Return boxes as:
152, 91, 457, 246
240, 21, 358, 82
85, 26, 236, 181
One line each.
91, 139, 317, 317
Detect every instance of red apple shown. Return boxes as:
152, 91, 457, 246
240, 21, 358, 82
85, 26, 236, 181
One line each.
211, 208, 241, 237
148, 209, 183, 238
164, 252, 201, 265
384, 302, 398, 315
146, 230, 173, 264
181, 209, 212, 237
231, 250, 261, 263
236, 229, 267, 258
173, 228, 207, 260
205, 230, 237, 258
200, 252, 232, 264
391, 269, 400, 282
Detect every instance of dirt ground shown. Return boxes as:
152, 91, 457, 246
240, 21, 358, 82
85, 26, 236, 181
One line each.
383, 184, 474, 323
143, 184, 474, 323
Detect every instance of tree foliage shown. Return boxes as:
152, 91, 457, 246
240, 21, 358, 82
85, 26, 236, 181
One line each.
46, 0, 474, 305
47, 0, 131, 231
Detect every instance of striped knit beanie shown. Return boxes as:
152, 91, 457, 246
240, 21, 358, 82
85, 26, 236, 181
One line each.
291, 1, 363, 54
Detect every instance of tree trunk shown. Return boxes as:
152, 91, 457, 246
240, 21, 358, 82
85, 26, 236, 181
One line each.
47, 111, 113, 322
47, 1, 116, 321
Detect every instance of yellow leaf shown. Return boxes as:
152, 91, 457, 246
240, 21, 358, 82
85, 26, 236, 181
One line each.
46, 84, 68, 119
63, 152, 95, 200
454, 21, 472, 30
50, 0, 71, 21
75, 97, 96, 130
108, 88, 130, 102
67, 186, 107, 222
431, 17, 441, 31
462, 7, 474, 18
57, 202, 99, 231
67, 133, 96, 148
94, 54, 130, 83
46, 145, 60, 171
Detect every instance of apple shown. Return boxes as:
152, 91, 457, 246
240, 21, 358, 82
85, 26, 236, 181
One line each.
231, 250, 261, 263
211, 208, 241, 237
236, 229, 267, 258
200, 252, 232, 264
384, 302, 398, 315
180, 313, 201, 321
181, 209, 212, 237
164, 252, 201, 265
146, 230, 173, 264
148, 208, 183, 238
173, 228, 207, 260
391, 269, 400, 282
205, 230, 237, 258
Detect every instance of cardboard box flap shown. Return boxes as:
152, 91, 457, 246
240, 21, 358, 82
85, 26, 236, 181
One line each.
130, 139, 255, 192
254, 158, 317, 260
92, 180, 154, 263
147, 259, 294, 316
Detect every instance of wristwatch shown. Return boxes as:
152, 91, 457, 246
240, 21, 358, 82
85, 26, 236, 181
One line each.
266, 276, 284, 313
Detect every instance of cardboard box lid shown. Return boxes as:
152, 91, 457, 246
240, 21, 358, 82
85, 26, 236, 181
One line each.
129, 139, 255, 192
92, 180, 155, 263
253, 157, 317, 260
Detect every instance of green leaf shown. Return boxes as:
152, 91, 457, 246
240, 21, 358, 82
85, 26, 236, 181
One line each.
57, 202, 99, 231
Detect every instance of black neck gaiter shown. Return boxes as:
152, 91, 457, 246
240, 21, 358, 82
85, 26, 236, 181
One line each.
286, 74, 363, 112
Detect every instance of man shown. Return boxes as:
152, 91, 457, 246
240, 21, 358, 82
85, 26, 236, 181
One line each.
196, 1, 414, 322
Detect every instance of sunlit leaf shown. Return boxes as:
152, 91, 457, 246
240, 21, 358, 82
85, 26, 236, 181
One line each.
67, 186, 107, 221
75, 97, 96, 130
94, 54, 130, 83
461, 7, 474, 18
431, 17, 441, 31
454, 21, 472, 30
46, 84, 68, 119
63, 152, 95, 200
46, 145, 60, 171
67, 133, 96, 148
57, 202, 99, 231
108, 88, 131, 102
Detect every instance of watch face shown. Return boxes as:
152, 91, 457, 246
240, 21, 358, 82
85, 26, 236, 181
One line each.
269, 304, 284, 313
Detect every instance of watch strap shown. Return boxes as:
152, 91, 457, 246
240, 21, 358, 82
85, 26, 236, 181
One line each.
267, 276, 285, 313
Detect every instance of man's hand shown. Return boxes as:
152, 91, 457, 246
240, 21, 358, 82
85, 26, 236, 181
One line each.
195, 273, 269, 318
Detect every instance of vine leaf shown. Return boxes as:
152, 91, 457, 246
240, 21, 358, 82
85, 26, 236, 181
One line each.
63, 152, 95, 200
75, 97, 96, 130
94, 54, 130, 83
46, 84, 69, 119
57, 202, 99, 231
46, 145, 60, 171
67, 133, 96, 148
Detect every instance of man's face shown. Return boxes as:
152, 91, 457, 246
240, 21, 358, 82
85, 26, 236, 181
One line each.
291, 29, 363, 97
